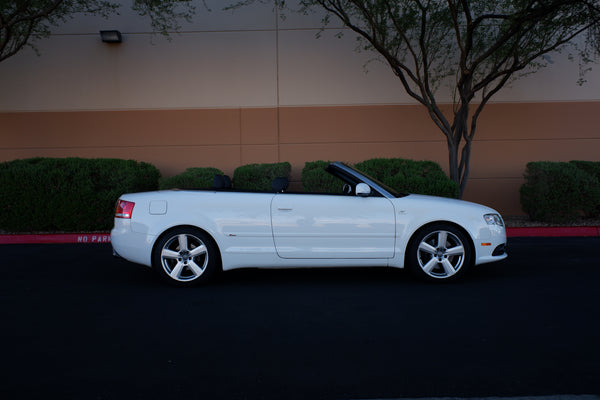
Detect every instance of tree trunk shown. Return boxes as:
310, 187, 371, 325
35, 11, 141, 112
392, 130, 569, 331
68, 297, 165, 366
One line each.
446, 104, 472, 199
458, 140, 472, 198
447, 138, 467, 198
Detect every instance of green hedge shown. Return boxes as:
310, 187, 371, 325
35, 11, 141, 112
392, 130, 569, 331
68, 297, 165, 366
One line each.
233, 162, 291, 191
354, 158, 459, 198
570, 160, 600, 217
301, 158, 458, 198
301, 160, 344, 193
520, 161, 600, 223
0, 158, 160, 232
9, 156, 596, 232
160, 167, 224, 190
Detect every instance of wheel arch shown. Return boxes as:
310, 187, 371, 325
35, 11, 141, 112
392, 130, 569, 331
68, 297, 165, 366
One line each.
152, 224, 223, 271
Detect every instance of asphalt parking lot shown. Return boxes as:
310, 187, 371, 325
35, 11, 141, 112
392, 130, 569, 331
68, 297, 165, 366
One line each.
1, 237, 599, 399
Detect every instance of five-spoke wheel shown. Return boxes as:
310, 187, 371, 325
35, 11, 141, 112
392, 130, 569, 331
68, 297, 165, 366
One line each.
152, 228, 219, 286
407, 223, 472, 281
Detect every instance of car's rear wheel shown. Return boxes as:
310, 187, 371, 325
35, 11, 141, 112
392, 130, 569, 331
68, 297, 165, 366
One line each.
407, 223, 472, 282
152, 227, 219, 287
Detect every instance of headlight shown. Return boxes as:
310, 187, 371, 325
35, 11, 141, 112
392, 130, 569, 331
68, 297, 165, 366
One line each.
484, 213, 504, 226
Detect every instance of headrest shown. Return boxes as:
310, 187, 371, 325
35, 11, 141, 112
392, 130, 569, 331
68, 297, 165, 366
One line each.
213, 175, 231, 189
272, 177, 289, 192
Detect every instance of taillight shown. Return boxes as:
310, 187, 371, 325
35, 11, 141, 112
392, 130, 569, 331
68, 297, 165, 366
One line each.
115, 200, 135, 219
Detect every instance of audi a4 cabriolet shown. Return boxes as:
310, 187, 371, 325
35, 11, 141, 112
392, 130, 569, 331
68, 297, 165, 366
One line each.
111, 162, 507, 286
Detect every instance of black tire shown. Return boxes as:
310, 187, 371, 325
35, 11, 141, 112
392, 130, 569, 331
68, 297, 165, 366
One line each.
406, 223, 472, 282
151, 227, 219, 287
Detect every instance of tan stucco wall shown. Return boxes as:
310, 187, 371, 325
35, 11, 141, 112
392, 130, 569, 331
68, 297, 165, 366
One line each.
1, 1, 599, 112
2, 1, 599, 217
2, 101, 599, 215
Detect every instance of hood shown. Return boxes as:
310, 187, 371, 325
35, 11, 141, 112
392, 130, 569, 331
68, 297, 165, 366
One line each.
400, 194, 500, 215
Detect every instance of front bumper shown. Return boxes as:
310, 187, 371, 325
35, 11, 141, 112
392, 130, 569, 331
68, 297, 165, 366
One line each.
474, 224, 507, 265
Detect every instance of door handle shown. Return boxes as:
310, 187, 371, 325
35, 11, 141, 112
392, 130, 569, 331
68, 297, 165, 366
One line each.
277, 208, 293, 211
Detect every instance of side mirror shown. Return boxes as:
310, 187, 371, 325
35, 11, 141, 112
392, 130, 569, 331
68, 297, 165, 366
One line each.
356, 183, 371, 197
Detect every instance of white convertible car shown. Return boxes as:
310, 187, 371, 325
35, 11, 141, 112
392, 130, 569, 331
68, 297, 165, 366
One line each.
111, 162, 507, 285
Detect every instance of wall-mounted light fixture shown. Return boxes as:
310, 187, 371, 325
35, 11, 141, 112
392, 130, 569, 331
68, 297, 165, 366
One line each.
100, 30, 122, 44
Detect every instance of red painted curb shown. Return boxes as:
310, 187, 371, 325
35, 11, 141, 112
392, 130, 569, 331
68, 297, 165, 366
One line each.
506, 226, 600, 237
1, 227, 599, 244
0, 233, 111, 244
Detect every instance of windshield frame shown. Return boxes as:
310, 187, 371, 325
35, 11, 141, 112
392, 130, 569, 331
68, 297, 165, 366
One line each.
328, 162, 407, 199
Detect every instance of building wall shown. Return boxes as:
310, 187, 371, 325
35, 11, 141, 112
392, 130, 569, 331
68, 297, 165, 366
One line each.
1, 0, 599, 216
2, 101, 599, 215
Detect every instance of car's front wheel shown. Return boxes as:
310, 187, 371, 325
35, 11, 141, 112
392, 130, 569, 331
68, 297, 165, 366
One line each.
407, 223, 472, 282
152, 227, 219, 287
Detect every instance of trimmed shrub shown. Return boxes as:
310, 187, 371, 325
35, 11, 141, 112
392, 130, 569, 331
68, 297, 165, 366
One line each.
160, 167, 224, 190
520, 161, 600, 223
0, 157, 160, 232
570, 160, 600, 217
233, 162, 291, 191
354, 158, 459, 198
301, 161, 345, 193
570, 160, 600, 179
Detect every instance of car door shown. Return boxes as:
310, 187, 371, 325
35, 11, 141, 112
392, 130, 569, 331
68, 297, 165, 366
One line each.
270, 194, 396, 259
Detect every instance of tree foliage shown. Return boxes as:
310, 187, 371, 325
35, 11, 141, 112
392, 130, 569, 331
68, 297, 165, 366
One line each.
236, 0, 600, 197
4, 1, 600, 198
0, 0, 196, 62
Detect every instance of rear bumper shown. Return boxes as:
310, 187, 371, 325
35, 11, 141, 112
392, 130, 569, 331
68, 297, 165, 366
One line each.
111, 219, 155, 267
